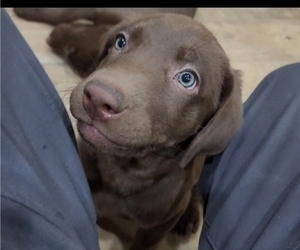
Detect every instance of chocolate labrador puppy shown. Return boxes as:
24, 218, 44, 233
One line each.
14, 8, 243, 250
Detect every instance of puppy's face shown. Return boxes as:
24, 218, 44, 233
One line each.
70, 14, 233, 157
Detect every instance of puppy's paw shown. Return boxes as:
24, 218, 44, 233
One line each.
171, 185, 202, 237
46, 23, 104, 77
46, 24, 76, 57
172, 201, 200, 237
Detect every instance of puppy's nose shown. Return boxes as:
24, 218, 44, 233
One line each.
82, 83, 125, 121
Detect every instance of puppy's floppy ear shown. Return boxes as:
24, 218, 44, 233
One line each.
179, 68, 243, 168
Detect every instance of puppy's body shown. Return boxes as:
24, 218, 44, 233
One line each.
15, 8, 243, 250
79, 138, 204, 249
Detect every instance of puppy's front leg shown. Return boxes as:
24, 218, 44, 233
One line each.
171, 184, 202, 237
129, 214, 181, 250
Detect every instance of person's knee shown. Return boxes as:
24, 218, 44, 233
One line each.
262, 62, 300, 88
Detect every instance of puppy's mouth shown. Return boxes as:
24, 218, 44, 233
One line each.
77, 121, 130, 154
76, 120, 180, 158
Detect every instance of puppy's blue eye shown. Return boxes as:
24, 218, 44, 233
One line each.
115, 35, 126, 50
178, 71, 197, 89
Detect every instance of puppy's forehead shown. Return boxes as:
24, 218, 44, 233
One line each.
125, 14, 214, 48
110, 14, 225, 70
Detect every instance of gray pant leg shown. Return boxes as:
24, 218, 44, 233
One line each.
1, 9, 99, 250
199, 63, 300, 250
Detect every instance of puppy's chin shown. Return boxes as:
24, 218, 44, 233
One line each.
77, 121, 180, 158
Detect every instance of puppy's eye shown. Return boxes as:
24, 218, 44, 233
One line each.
178, 71, 197, 89
115, 34, 126, 50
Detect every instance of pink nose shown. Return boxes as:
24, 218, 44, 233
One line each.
82, 83, 124, 121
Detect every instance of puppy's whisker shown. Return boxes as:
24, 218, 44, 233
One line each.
196, 28, 222, 52
59, 86, 76, 103
85, 51, 100, 72
183, 31, 214, 60
162, 130, 186, 153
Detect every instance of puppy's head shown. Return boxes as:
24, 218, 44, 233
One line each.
70, 14, 243, 164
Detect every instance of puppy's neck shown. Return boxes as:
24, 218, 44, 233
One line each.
96, 151, 180, 197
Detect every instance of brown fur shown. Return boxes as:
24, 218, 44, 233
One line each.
14, 8, 243, 250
